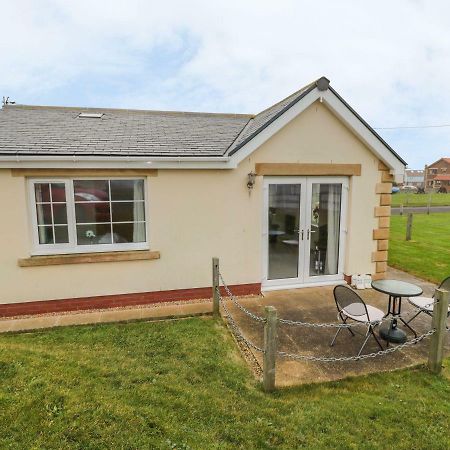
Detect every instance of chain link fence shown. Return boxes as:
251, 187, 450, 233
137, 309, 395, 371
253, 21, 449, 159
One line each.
218, 287, 265, 354
213, 259, 448, 392
217, 269, 439, 363
278, 329, 436, 362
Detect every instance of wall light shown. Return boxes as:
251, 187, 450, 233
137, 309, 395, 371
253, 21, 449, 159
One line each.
247, 171, 256, 190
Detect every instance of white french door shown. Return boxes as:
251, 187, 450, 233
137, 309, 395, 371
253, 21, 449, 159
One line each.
262, 176, 348, 290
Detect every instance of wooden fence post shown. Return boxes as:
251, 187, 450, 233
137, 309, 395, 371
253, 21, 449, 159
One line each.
263, 306, 278, 392
428, 288, 449, 374
400, 204, 403, 216
212, 257, 220, 318
406, 213, 413, 241
427, 194, 431, 215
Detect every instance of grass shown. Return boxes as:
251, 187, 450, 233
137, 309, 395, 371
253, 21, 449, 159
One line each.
391, 192, 450, 207
0, 318, 449, 449
389, 213, 450, 283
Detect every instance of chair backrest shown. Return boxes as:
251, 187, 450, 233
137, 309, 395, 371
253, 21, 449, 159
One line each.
439, 276, 450, 292
333, 285, 369, 319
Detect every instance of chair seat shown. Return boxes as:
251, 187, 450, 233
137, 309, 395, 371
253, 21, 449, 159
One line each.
408, 296, 450, 313
342, 303, 384, 324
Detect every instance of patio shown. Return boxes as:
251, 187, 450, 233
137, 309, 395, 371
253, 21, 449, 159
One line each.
222, 267, 450, 387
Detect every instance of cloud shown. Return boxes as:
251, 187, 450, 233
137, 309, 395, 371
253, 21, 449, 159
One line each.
1, 0, 450, 167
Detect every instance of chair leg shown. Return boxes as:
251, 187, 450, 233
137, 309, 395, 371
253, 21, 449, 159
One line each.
357, 325, 384, 357
370, 326, 384, 351
357, 327, 372, 357
346, 317, 356, 337
406, 309, 422, 325
340, 314, 355, 337
330, 327, 341, 347
330, 315, 353, 347
399, 316, 418, 338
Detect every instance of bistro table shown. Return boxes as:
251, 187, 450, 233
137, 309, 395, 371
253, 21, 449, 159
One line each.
269, 230, 285, 243
371, 279, 423, 344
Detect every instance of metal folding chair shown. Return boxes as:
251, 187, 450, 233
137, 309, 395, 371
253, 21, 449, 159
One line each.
330, 285, 384, 356
407, 276, 450, 325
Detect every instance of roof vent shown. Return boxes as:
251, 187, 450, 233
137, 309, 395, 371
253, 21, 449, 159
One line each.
78, 112, 104, 119
316, 77, 330, 91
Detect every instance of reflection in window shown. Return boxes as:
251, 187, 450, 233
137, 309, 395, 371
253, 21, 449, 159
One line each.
309, 184, 342, 276
268, 184, 301, 280
31, 178, 147, 252
74, 179, 146, 245
34, 183, 69, 245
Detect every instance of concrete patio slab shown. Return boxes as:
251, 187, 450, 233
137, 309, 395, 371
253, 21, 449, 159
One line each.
221, 267, 449, 387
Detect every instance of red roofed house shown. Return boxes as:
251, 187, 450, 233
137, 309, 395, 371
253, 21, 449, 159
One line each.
424, 158, 450, 192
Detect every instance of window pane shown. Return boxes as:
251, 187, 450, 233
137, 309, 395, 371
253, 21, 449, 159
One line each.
76, 224, 112, 245
54, 225, 69, 244
35, 183, 50, 202
34, 182, 69, 247
38, 225, 54, 244
36, 203, 52, 225
53, 204, 68, 224
51, 183, 66, 202
32, 179, 147, 249
75, 203, 111, 224
268, 184, 300, 280
111, 201, 145, 222
113, 222, 146, 243
110, 179, 144, 201
74, 180, 109, 202
309, 184, 342, 276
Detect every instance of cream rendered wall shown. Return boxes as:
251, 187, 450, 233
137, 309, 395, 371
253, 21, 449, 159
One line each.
248, 101, 380, 279
0, 100, 380, 304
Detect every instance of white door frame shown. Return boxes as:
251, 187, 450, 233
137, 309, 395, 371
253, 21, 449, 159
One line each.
262, 176, 348, 291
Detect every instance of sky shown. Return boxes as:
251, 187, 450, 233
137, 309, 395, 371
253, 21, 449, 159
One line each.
1, 0, 450, 168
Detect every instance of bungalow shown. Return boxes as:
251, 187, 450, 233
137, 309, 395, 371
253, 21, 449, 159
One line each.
0, 77, 406, 316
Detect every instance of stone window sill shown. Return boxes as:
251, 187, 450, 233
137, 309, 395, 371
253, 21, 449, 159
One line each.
18, 250, 160, 267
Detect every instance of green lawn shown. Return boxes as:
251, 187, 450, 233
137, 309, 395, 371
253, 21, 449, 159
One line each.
391, 192, 450, 207
389, 213, 450, 283
1, 318, 449, 449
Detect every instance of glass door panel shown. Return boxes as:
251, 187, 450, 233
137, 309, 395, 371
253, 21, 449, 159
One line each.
308, 183, 342, 277
267, 184, 301, 280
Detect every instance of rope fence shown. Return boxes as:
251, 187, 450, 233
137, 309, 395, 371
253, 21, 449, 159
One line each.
211, 258, 449, 392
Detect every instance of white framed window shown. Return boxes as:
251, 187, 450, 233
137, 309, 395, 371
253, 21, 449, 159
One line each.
28, 178, 148, 255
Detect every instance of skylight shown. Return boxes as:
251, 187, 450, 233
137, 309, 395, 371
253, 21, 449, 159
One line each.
78, 113, 104, 119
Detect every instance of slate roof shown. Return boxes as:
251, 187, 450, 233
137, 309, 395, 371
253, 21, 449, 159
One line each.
0, 80, 317, 158
227, 82, 315, 155
0, 106, 252, 157
0, 77, 405, 165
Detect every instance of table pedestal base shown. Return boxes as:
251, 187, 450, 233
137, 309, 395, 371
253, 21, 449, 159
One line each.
379, 319, 407, 344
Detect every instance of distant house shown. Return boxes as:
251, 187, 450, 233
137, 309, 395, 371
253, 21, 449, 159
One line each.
404, 169, 424, 188
424, 158, 450, 191
0, 76, 406, 317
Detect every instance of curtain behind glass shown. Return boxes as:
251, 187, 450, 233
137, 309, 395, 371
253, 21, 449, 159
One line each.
133, 181, 146, 242
325, 184, 341, 274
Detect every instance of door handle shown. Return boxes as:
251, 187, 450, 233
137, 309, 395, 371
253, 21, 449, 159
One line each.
295, 229, 304, 240
307, 229, 310, 240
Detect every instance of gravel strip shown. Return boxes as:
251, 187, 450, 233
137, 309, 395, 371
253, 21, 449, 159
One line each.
0, 295, 261, 322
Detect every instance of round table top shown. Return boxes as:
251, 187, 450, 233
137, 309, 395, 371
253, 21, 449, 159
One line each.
269, 230, 285, 236
371, 279, 423, 297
